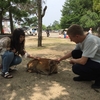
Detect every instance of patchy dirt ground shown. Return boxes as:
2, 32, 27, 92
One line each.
0, 35, 100, 100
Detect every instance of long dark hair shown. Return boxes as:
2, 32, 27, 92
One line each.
10, 28, 25, 55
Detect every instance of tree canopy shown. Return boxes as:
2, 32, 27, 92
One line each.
0, 0, 38, 33
60, 0, 100, 30
93, 0, 100, 12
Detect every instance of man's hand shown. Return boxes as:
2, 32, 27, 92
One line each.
53, 58, 61, 64
69, 59, 76, 65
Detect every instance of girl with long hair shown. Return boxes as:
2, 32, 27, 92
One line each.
0, 28, 33, 78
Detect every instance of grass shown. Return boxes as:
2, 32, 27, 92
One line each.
24, 36, 76, 60
25, 36, 75, 52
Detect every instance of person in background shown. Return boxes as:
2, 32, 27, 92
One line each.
88, 27, 92, 34
63, 30, 67, 38
0, 28, 36, 78
57, 24, 100, 89
46, 28, 50, 37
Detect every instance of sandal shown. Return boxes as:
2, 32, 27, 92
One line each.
2, 72, 13, 79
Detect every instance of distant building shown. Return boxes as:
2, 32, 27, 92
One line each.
2, 18, 11, 34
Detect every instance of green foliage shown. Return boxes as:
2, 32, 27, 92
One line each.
12, 0, 28, 3
93, 0, 100, 12
0, 0, 9, 8
22, 17, 37, 26
42, 24, 46, 30
51, 20, 61, 30
80, 11, 99, 28
60, 0, 100, 29
0, 0, 37, 26
60, 14, 80, 28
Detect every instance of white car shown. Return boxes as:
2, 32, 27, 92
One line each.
26, 29, 32, 35
22, 26, 37, 36
32, 29, 38, 36
25, 28, 37, 36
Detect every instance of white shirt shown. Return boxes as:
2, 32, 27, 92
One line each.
75, 34, 100, 63
88, 30, 92, 34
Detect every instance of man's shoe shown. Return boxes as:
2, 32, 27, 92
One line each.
73, 76, 92, 81
91, 81, 100, 89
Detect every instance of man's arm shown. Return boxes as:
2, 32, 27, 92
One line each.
70, 56, 88, 65
59, 51, 72, 61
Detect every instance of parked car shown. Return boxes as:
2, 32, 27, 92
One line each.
22, 26, 37, 36
32, 29, 38, 36
26, 28, 32, 35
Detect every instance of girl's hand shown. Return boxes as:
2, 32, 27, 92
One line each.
11, 49, 16, 53
6, 48, 10, 51
34, 57, 41, 60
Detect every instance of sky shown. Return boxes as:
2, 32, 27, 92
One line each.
42, 0, 66, 26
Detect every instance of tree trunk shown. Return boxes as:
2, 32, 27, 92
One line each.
37, 0, 42, 47
0, 9, 3, 34
9, 2, 14, 34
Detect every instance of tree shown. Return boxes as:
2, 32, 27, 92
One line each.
60, 0, 99, 29
18, 0, 47, 47
37, 0, 47, 47
0, 0, 10, 34
0, 0, 37, 34
15, 0, 38, 27
93, 0, 100, 12
80, 10, 99, 29
51, 20, 61, 30
42, 24, 46, 30
0, 0, 47, 47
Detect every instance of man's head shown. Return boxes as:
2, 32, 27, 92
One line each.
67, 24, 85, 43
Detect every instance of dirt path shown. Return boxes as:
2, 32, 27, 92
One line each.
0, 36, 100, 100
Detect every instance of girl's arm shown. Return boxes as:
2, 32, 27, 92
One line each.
24, 52, 40, 59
